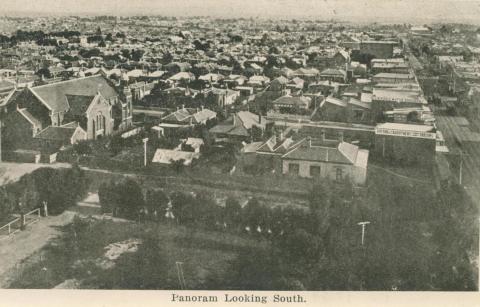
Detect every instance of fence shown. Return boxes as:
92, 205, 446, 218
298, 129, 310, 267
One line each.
0, 217, 21, 236
0, 208, 41, 237
24, 208, 41, 227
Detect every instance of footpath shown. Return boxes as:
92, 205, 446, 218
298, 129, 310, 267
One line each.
0, 210, 76, 288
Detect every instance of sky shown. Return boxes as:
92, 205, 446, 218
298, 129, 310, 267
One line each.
1, 0, 480, 24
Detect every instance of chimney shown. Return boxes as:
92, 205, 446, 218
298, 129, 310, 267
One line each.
182, 104, 185, 110
279, 131, 284, 141
320, 130, 326, 141
201, 105, 204, 110
307, 136, 312, 147
338, 131, 344, 142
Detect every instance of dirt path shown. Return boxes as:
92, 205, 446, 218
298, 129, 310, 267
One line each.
0, 162, 71, 186
0, 210, 76, 288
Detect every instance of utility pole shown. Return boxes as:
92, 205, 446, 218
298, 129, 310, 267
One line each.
0, 118, 3, 162
0, 118, 2, 162
357, 221, 370, 246
175, 261, 186, 290
142, 137, 149, 167
459, 151, 463, 185
458, 150, 471, 186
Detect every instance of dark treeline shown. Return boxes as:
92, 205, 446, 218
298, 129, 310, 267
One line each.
1, 30, 81, 47
98, 177, 478, 291
0, 165, 89, 222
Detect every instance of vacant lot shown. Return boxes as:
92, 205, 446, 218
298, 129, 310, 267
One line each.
7, 217, 266, 289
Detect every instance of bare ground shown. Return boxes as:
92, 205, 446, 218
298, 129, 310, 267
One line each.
0, 210, 76, 288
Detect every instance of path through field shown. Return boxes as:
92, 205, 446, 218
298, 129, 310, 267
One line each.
0, 210, 76, 288
0, 162, 70, 186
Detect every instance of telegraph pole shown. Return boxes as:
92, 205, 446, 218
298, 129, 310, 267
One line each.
458, 150, 471, 186
175, 261, 186, 290
459, 152, 463, 185
357, 221, 370, 246
357, 221, 371, 290
0, 118, 2, 162
142, 137, 149, 167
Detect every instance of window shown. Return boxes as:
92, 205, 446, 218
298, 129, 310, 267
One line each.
310, 165, 321, 177
354, 109, 363, 120
96, 112, 104, 131
336, 167, 344, 181
288, 163, 299, 175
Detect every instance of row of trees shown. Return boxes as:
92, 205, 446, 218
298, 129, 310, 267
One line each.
97, 178, 349, 234
0, 165, 89, 221
96, 175, 478, 291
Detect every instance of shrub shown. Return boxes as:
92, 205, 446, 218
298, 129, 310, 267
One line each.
10, 165, 90, 216
98, 178, 144, 219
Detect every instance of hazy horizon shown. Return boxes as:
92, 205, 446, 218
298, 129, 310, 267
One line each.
1, 0, 480, 24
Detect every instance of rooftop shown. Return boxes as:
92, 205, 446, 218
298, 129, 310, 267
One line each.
30, 75, 118, 113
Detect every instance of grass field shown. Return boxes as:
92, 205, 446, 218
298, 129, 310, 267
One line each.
7, 217, 266, 289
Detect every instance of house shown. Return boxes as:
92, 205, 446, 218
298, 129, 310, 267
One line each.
34, 124, 87, 148
318, 96, 348, 122
372, 73, 416, 84
371, 87, 427, 120
271, 95, 311, 113
248, 75, 270, 87
167, 72, 195, 85
333, 50, 350, 67
287, 77, 305, 91
319, 68, 347, 83
209, 111, 268, 143
162, 106, 217, 125
348, 61, 368, 78
206, 88, 240, 107
151, 148, 200, 166
308, 50, 350, 70
308, 80, 341, 96
371, 60, 410, 74
293, 68, 319, 81
129, 81, 156, 103
199, 73, 224, 84
281, 136, 369, 185
317, 94, 372, 124
251, 133, 303, 174
223, 74, 247, 87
